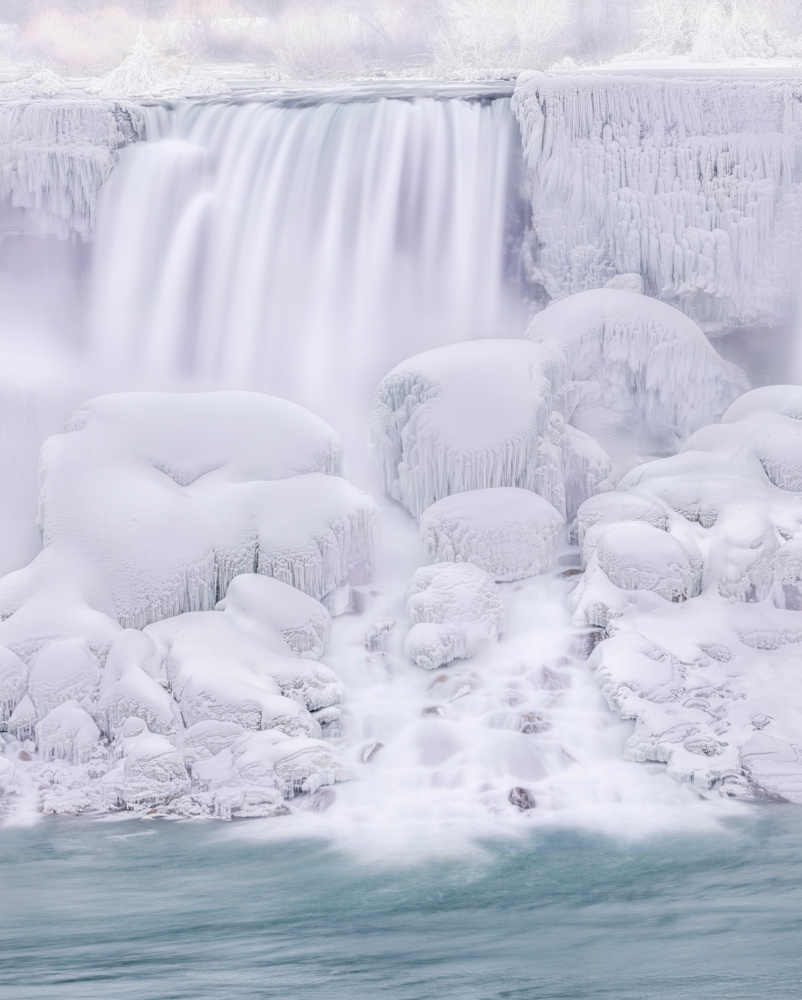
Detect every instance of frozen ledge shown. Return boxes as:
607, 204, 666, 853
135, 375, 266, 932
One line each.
0, 99, 147, 240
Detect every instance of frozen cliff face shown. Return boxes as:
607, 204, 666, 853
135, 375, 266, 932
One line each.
512, 72, 802, 325
572, 385, 802, 801
0, 391, 367, 817
526, 289, 748, 454
0, 99, 146, 240
369, 338, 610, 521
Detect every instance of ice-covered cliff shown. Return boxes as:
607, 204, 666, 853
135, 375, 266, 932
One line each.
0, 99, 146, 240
512, 72, 802, 325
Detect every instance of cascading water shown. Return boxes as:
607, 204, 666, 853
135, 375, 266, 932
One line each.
88, 93, 529, 430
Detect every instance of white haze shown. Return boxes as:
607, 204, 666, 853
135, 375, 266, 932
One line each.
2, 1, 802, 83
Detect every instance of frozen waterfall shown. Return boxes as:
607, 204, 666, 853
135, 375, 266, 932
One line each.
88, 92, 529, 422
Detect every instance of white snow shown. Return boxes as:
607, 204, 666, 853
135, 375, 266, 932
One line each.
419, 487, 565, 582
512, 72, 802, 325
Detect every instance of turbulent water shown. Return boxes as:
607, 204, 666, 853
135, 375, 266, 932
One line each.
1, 812, 801, 999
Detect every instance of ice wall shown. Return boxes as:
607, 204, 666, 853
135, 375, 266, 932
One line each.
512, 72, 802, 325
0, 99, 146, 240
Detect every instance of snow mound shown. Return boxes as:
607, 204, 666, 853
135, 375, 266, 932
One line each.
512, 73, 802, 326
571, 386, 802, 800
525, 289, 747, 452
369, 339, 610, 520
419, 487, 565, 582
0, 391, 369, 818
405, 563, 505, 669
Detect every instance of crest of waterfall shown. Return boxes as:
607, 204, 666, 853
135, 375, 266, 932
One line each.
88, 95, 528, 423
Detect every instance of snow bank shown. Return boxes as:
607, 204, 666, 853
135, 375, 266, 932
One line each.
0, 98, 146, 239
572, 385, 802, 800
0, 391, 369, 817
419, 487, 565, 582
512, 72, 802, 325
405, 562, 505, 670
526, 289, 747, 452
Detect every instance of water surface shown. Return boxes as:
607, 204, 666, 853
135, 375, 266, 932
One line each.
1, 811, 801, 999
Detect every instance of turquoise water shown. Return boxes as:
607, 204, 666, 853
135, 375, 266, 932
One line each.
1, 811, 801, 999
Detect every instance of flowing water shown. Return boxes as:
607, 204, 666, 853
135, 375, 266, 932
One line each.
88, 91, 529, 441
1, 812, 801, 999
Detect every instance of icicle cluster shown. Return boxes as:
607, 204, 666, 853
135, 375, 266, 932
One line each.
512, 73, 802, 325
571, 385, 802, 802
0, 99, 146, 240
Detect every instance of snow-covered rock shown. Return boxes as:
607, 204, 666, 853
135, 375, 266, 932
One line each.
369, 339, 610, 520
216, 573, 332, 660
512, 72, 802, 326
36, 701, 101, 765
525, 289, 747, 453
419, 487, 565, 582
116, 718, 190, 809
0, 391, 377, 654
573, 385, 802, 801
405, 562, 505, 669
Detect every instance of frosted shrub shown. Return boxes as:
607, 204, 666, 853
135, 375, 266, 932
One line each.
637, 0, 777, 60
434, 0, 567, 74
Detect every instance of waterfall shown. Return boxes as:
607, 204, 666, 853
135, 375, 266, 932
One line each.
87, 93, 529, 424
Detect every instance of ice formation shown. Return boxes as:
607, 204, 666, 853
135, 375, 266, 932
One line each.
0, 391, 374, 818
525, 288, 747, 452
572, 385, 802, 802
0, 98, 146, 239
369, 338, 610, 521
371, 293, 740, 521
512, 72, 802, 325
405, 563, 506, 670
419, 487, 565, 582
